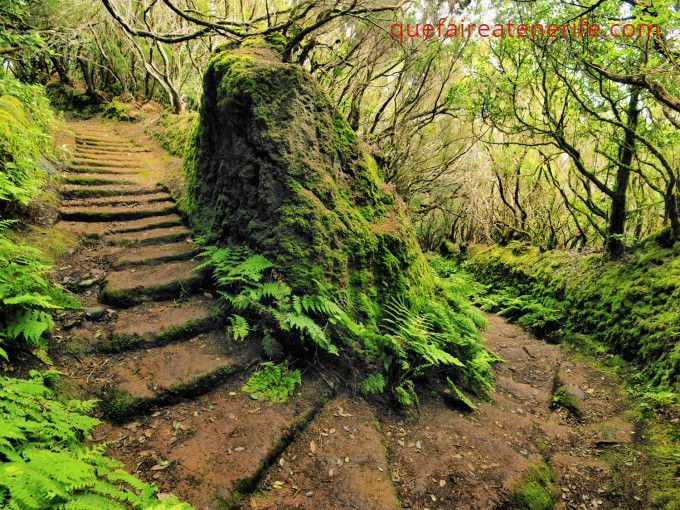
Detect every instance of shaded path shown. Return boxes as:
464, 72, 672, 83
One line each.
53, 120, 649, 510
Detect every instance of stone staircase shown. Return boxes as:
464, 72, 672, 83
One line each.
55, 125, 401, 510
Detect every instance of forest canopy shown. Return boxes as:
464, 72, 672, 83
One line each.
4, 0, 677, 258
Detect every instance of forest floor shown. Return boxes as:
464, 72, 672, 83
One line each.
48, 118, 659, 510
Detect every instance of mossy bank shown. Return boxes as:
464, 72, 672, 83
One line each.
466, 233, 680, 395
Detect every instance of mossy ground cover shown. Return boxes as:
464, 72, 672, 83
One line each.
466, 234, 680, 397
148, 111, 197, 157
466, 236, 679, 508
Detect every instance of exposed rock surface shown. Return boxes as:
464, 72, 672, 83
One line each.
186, 43, 428, 311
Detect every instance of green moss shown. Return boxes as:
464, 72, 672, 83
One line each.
149, 111, 198, 156
0, 85, 53, 213
551, 386, 582, 417
467, 237, 680, 395
101, 389, 139, 422
102, 99, 137, 121
185, 45, 491, 403
508, 462, 557, 510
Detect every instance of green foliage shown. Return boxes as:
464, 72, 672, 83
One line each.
508, 462, 557, 510
149, 112, 197, 157
198, 245, 339, 356
227, 314, 250, 343
0, 371, 192, 509
44, 82, 102, 117
478, 290, 564, 339
242, 361, 301, 403
0, 223, 79, 361
446, 377, 477, 411
360, 373, 385, 395
467, 238, 680, 395
0, 72, 53, 211
102, 99, 137, 121
201, 245, 494, 406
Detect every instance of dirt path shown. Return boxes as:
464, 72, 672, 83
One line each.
52, 120, 651, 510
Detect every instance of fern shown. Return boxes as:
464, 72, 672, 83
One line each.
0, 235, 79, 360
227, 314, 249, 342
241, 362, 301, 403
0, 372, 193, 509
200, 245, 340, 356
201, 245, 493, 407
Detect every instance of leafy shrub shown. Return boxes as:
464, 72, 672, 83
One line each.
0, 72, 53, 212
44, 81, 103, 117
0, 371, 192, 509
0, 222, 80, 361
199, 246, 494, 406
242, 361, 302, 403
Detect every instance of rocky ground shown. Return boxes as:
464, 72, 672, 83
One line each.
51, 119, 654, 510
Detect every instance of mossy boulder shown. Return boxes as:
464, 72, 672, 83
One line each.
185, 44, 430, 320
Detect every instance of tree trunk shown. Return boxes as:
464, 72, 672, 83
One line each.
77, 58, 96, 96
50, 57, 71, 85
606, 88, 640, 259
665, 177, 680, 241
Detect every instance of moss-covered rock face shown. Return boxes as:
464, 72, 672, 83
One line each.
186, 44, 491, 404
186, 44, 429, 311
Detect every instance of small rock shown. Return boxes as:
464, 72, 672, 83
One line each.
84, 306, 107, 321
563, 384, 587, 401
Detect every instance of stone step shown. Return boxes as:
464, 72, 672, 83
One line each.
64, 192, 172, 208
249, 397, 401, 510
72, 158, 140, 168
76, 136, 135, 145
59, 202, 176, 222
76, 142, 143, 152
111, 240, 199, 269
66, 166, 139, 175
86, 332, 254, 420
99, 259, 206, 306
106, 225, 190, 246
76, 142, 141, 151
74, 152, 140, 161
76, 146, 150, 154
63, 174, 136, 186
58, 215, 184, 237
60, 184, 160, 199
99, 377, 326, 508
95, 296, 218, 352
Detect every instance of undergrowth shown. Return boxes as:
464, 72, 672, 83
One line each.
242, 361, 301, 403
0, 371, 191, 509
199, 246, 495, 406
0, 72, 53, 214
467, 237, 679, 398
0, 221, 80, 362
